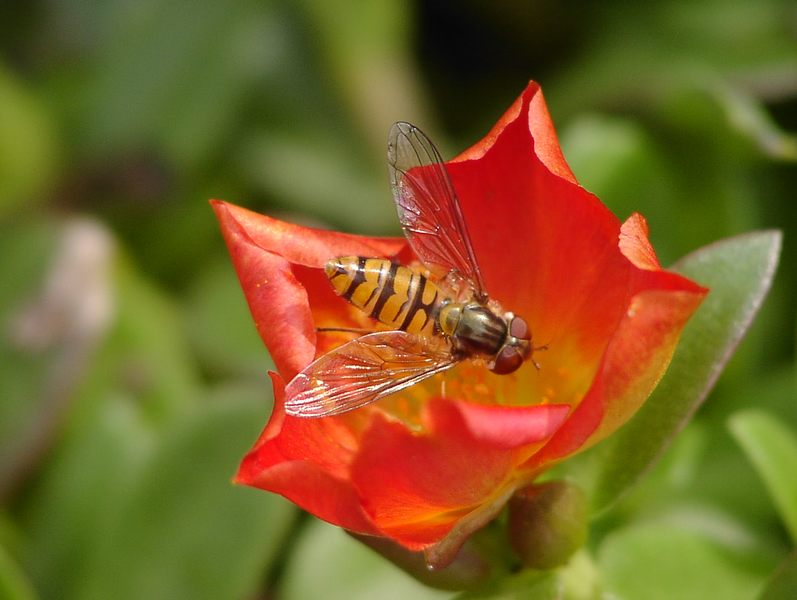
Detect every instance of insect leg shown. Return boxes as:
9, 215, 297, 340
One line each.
316, 327, 375, 335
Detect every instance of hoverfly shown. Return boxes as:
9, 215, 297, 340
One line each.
284, 122, 541, 418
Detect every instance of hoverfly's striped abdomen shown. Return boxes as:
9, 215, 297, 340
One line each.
325, 257, 441, 336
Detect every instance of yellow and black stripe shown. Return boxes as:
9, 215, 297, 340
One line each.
325, 256, 442, 336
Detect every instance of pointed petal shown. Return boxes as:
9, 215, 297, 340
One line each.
449, 401, 570, 450
211, 200, 405, 378
531, 285, 706, 466
442, 86, 706, 436
350, 399, 568, 548
445, 84, 630, 380
211, 200, 405, 268
454, 81, 577, 184
236, 373, 381, 536
620, 212, 662, 270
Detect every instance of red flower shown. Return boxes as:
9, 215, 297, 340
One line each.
212, 82, 706, 563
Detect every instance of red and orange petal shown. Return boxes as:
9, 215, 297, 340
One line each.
237, 373, 383, 536
211, 201, 405, 379
350, 400, 569, 547
238, 374, 571, 548
445, 81, 705, 433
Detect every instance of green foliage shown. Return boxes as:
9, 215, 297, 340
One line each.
581, 230, 782, 514
730, 411, 797, 544
760, 552, 797, 600
281, 520, 448, 600
0, 543, 37, 600
72, 391, 295, 600
598, 517, 775, 600
0, 218, 60, 494
1, 0, 795, 598
454, 570, 561, 600
0, 67, 58, 217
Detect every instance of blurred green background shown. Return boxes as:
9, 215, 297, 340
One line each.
1, 1, 795, 598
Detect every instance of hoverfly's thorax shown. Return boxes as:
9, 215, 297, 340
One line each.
448, 303, 508, 356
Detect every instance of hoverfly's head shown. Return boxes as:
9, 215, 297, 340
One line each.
490, 314, 533, 375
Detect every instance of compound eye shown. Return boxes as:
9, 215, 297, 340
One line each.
491, 346, 524, 375
509, 316, 530, 340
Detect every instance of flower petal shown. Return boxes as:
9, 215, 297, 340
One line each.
350, 398, 569, 548
213, 212, 314, 377
531, 284, 706, 466
451, 400, 570, 450
454, 81, 577, 184
443, 83, 706, 435
236, 373, 381, 536
445, 83, 637, 409
212, 200, 406, 378
211, 200, 404, 268
619, 212, 662, 271
446, 84, 626, 350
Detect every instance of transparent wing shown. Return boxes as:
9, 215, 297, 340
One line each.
284, 331, 458, 418
388, 122, 487, 299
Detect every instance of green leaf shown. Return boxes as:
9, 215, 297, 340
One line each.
585, 230, 782, 514
560, 114, 675, 228
75, 388, 295, 600
22, 394, 154, 600
453, 570, 561, 600
598, 515, 777, 600
240, 130, 396, 233
0, 218, 61, 496
760, 551, 797, 600
294, 0, 429, 156
548, 0, 797, 120
281, 519, 451, 600
729, 410, 797, 544
86, 252, 203, 424
0, 65, 58, 217
0, 543, 37, 600
67, 0, 274, 169
704, 79, 797, 161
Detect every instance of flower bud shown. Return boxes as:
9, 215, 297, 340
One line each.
508, 480, 588, 570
